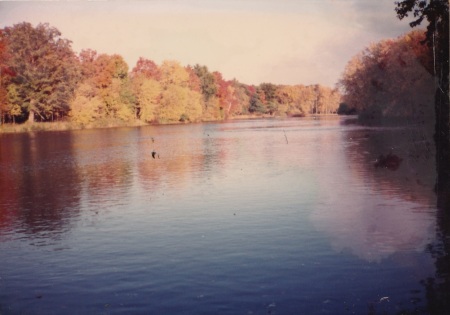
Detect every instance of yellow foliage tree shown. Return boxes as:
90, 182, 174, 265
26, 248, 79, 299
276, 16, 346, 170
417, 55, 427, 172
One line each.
158, 85, 186, 123
70, 95, 103, 125
138, 79, 162, 123
69, 83, 102, 124
102, 78, 135, 121
183, 89, 203, 122
159, 60, 190, 89
157, 85, 203, 123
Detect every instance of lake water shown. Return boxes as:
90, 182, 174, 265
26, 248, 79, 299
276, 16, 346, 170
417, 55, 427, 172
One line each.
0, 117, 444, 314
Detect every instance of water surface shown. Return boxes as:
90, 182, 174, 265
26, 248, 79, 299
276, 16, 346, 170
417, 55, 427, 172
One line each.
0, 117, 441, 314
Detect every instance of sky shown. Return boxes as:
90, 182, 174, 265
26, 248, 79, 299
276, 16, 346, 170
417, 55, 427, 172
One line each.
0, 0, 415, 87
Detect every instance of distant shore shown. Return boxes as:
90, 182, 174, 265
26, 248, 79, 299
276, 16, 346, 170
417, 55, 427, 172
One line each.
0, 113, 336, 134
0, 115, 271, 134
0, 119, 147, 134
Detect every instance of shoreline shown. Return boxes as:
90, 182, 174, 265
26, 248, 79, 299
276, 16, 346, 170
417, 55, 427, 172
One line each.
0, 114, 339, 134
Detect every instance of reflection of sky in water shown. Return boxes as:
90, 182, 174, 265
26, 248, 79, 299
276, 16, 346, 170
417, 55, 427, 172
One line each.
311, 193, 436, 262
309, 123, 436, 263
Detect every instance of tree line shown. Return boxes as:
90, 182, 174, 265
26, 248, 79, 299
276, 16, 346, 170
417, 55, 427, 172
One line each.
338, 29, 435, 123
0, 22, 341, 127
337, 0, 449, 211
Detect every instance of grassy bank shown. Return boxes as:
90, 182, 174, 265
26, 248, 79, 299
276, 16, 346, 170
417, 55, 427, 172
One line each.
0, 113, 319, 134
0, 119, 148, 134
0, 115, 267, 134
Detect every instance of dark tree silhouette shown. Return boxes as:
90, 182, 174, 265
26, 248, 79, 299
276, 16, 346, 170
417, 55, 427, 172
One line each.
396, 0, 449, 211
396, 3, 450, 314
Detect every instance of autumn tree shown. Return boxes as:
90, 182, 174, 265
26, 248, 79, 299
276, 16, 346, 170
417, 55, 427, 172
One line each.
396, 0, 449, 209
315, 85, 341, 115
131, 57, 161, 80
301, 85, 316, 114
130, 74, 162, 123
2, 22, 80, 123
159, 60, 190, 88
78, 49, 98, 79
157, 60, 203, 123
395, 0, 448, 127
129, 58, 161, 120
69, 83, 103, 125
158, 85, 202, 123
338, 30, 434, 122
275, 85, 306, 116
0, 29, 16, 124
228, 80, 250, 116
137, 79, 161, 123
185, 66, 202, 93
213, 71, 238, 118
71, 52, 134, 123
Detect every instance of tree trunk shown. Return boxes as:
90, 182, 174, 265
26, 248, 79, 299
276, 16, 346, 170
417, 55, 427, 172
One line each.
435, 78, 450, 212
434, 25, 450, 212
27, 108, 35, 124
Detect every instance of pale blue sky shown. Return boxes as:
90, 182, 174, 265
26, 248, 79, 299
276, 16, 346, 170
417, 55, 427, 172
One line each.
0, 0, 414, 86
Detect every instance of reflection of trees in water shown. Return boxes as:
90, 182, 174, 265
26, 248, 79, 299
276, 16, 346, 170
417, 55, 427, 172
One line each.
342, 119, 450, 314
72, 128, 136, 212
0, 132, 82, 241
421, 180, 450, 315
423, 209, 450, 314
136, 124, 229, 196
81, 159, 133, 207
343, 120, 436, 204
136, 125, 200, 192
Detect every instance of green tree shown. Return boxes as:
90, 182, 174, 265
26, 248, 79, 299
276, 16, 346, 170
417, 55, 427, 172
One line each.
248, 89, 265, 114
193, 64, 217, 102
259, 83, 278, 103
2, 22, 80, 123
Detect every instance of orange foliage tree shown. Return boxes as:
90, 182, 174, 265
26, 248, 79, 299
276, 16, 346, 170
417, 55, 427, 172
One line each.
70, 51, 135, 124
3, 22, 80, 123
338, 30, 434, 123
